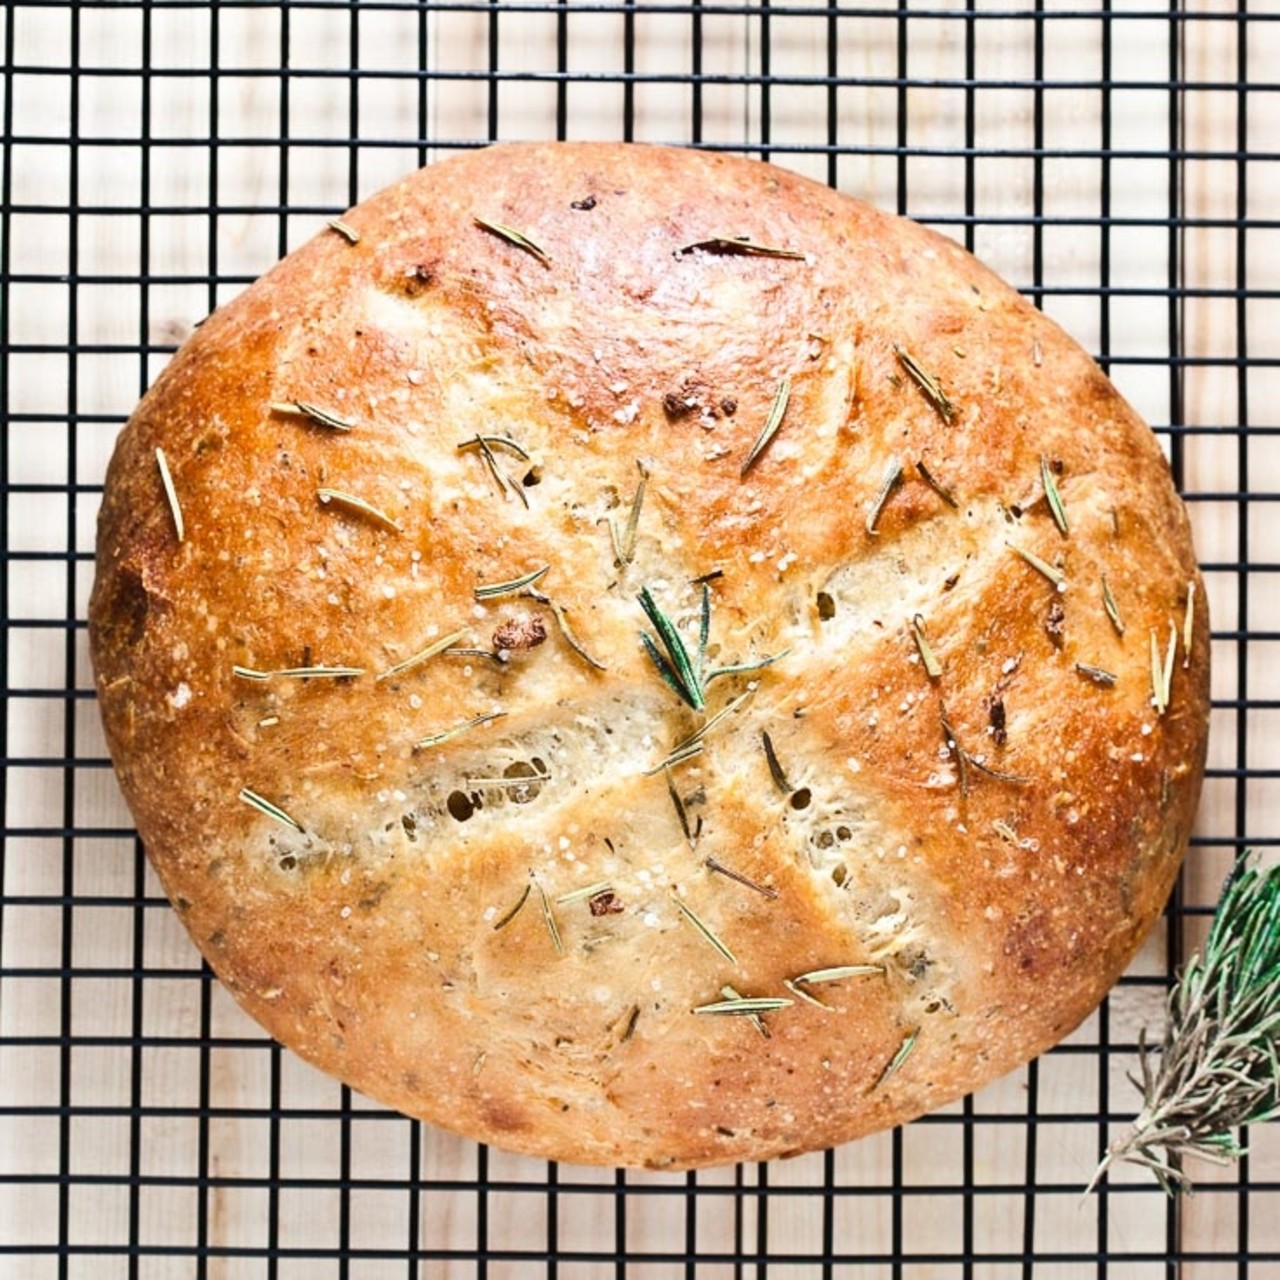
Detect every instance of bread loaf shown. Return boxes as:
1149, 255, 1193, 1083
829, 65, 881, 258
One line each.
90, 142, 1208, 1168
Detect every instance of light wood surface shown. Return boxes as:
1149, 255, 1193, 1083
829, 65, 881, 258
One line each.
2, 3, 1278, 1276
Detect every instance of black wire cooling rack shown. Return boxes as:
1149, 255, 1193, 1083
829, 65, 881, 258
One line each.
2, 2, 1278, 1276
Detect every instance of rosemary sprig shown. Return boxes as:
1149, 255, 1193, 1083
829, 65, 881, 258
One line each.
910, 613, 943, 679
269, 400, 354, 432
1087, 854, 1280, 1195
866, 457, 904, 535
608, 460, 648, 566
893, 344, 955, 424
238, 787, 303, 832
317, 487, 401, 533
377, 628, 470, 681
705, 856, 778, 900
155, 447, 184, 543
327, 217, 360, 244
1041, 456, 1069, 536
637, 584, 787, 711
915, 458, 959, 509
677, 236, 805, 260
475, 565, 550, 600
233, 664, 364, 681
414, 710, 506, 750
740, 378, 792, 477
1102, 574, 1126, 636
474, 217, 550, 265
1007, 541, 1067, 592
674, 895, 737, 965
638, 585, 703, 709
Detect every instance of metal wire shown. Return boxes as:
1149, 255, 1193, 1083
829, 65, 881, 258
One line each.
1, 1, 1275, 1276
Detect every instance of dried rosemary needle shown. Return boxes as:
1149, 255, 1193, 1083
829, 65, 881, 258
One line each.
327, 217, 360, 244
317, 487, 401, 533
893, 344, 955, 424
269, 400, 355, 432
677, 236, 806, 260
740, 378, 792, 477
155, 447, 184, 543
474, 217, 550, 266
238, 787, 303, 832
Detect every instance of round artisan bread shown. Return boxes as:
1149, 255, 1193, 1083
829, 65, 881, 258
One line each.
90, 142, 1208, 1169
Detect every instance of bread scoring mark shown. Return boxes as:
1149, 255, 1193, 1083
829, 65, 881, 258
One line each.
756, 732, 959, 1015
819, 509, 973, 638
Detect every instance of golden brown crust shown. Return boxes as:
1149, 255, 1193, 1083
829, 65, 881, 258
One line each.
89, 142, 1208, 1169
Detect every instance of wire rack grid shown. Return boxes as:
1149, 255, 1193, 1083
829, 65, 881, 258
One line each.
1, 2, 1278, 1277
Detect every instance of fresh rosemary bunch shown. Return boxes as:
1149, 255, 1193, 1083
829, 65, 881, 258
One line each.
1088, 854, 1280, 1194
637, 583, 788, 712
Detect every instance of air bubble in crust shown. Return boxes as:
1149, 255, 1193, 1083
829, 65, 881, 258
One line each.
447, 791, 475, 822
